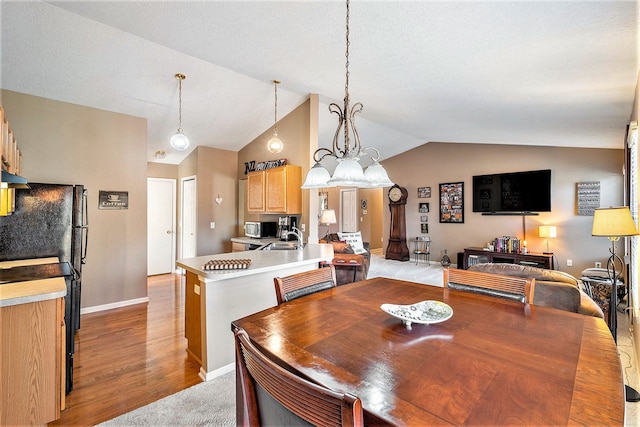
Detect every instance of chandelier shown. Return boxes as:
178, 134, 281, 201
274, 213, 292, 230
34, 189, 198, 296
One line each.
170, 73, 190, 151
302, 0, 393, 189
267, 80, 284, 154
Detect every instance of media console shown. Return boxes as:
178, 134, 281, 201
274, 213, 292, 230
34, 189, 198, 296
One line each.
463, 247, 554, 270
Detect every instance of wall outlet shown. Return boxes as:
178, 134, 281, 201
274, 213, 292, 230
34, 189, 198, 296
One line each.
567, 259, 573, 267
595, 261, 602, 268
301, 224, 306, 232
194, 284, 200, 295
210, 221, 215, 229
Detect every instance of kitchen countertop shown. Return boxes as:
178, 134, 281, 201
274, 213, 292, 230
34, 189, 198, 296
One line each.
230, 236, 281, 247
177, 243, 334, 281
0, 277, 67, 307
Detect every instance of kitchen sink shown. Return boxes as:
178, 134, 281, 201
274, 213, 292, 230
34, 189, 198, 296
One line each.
259, 242, 302, 250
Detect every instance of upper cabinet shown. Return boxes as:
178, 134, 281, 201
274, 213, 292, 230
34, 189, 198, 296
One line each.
247, 165, 302, 214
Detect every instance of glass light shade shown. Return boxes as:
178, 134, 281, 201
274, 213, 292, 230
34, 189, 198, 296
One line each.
327, 158, 369, 187
538, 225, 557, 239
319, 209, 337, 225
170, 132, 190, 151
267, 133, 283, 154
301, 163, 333, 189
363, 161, 394, 187
592, 207, 639, 237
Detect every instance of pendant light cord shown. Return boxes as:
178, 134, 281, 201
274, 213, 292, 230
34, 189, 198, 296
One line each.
273, 80, 280, 134
178, 77, 183, 132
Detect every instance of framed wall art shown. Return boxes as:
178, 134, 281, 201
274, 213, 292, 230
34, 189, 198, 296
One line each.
419, 202, 429, 213
421, 223, 429, 234
439, 182, 464, 223
420, 215, 428, 222
418, 187, 431, 198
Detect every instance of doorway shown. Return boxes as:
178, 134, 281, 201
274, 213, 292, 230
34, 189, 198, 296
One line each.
147, 178, 176, 275
181, 176, 197, 259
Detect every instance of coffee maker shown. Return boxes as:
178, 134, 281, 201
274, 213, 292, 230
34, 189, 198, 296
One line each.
278, 216, 298, 241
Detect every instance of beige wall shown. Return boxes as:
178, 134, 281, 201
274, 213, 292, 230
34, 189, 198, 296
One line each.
381, 142, 624, 276
237, 98, 312, 237
148, 162, 178, 179
1, 89, 148, 309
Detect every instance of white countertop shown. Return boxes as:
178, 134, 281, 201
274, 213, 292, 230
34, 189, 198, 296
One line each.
0, 277, 67, 307
177, 243, 334, 281
230, 236, 280, 247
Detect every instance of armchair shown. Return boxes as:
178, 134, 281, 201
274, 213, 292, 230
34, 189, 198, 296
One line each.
320, 233, 370, 285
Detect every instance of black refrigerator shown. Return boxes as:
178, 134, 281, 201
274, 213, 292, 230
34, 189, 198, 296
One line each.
0, 183, 88, 393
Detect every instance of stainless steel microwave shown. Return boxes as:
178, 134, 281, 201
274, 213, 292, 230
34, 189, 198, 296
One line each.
244, 221, 278, 239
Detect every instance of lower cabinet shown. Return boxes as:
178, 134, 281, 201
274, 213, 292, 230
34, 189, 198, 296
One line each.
463, 247, 554, 269
1, 297, 64, 425
184, 271, 202, 363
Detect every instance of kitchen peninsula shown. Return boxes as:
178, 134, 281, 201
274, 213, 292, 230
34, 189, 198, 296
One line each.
176, 243, 333, 381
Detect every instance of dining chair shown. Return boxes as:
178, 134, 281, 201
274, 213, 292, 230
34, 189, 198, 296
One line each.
234, 327, 364, 427
274, 265, 337, 305
443, 268, 535, 304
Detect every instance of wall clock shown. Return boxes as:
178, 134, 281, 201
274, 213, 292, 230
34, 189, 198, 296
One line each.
386, 184, 410, 261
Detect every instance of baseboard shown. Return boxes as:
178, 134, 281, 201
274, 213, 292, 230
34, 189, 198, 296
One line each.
199, 363, 235, 382
81, 297, 150, 314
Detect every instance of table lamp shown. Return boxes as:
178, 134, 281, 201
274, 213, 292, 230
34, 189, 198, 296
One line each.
592, 206, 640, 402
538, 225, 556, 254
319, 209, 337, 240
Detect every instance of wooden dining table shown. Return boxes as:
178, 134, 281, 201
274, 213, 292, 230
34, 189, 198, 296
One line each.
231, 277, 625, 426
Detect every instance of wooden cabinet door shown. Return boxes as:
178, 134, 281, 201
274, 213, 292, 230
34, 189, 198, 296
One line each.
184, 271, 202, 363
246, 171, 265, 213
265, 167, 287, 213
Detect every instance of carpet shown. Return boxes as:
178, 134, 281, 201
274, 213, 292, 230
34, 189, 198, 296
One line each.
98, 371, 235, 426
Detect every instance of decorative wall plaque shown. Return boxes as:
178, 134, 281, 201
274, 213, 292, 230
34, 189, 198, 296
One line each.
576, 182, 600, 216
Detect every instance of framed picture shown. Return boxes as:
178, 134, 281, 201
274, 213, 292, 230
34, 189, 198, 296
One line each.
418, 187, 431, 198
419, 202, 429, 213
420, 215, 428, 222
318, 191, 328, 217
421, 223, 429, 234
439, 182, 464, 223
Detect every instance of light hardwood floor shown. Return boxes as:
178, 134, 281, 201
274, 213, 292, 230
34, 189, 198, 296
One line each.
50, 273, 200, 426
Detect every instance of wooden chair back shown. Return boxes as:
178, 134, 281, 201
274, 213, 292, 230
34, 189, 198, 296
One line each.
274, 265, 337, 305
234, 327, 364, 427
444, 268, 535, 304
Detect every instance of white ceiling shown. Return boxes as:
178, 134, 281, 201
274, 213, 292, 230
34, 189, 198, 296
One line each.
1, 1, 638, 165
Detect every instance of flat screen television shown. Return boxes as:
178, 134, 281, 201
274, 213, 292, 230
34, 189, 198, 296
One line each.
472, 169, 551, 213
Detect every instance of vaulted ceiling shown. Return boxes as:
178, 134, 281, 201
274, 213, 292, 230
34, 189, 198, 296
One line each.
1, 1, 637, 165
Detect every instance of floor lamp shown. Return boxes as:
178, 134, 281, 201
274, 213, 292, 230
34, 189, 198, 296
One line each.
592, 206, 640, 402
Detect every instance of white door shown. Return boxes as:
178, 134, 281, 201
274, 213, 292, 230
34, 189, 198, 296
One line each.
340, 189, 358, 232
147, 178, 176, 275
181, 177, 197, 259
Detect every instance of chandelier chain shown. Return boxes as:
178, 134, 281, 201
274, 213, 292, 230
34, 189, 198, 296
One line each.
344, 0, 350, 106
177, 75, 184, 132
273, 80, 279, 134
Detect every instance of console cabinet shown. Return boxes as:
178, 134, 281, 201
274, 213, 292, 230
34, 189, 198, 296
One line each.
184, 271, 202, 364
463, 247, 554, 270
246, 165, 302, 214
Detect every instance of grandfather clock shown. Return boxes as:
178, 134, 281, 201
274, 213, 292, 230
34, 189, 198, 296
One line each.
386, 185, 410, 261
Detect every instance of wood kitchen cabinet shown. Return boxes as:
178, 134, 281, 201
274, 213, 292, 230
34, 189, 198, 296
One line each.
184, 271, 202, 364
1, 280, 65, 425
246, 165, 302, 214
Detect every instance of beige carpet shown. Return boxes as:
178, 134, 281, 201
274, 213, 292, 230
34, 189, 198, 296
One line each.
97, 371, 235, 426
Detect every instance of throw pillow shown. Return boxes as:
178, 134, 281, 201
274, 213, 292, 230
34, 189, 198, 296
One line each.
337, 231, 366, 255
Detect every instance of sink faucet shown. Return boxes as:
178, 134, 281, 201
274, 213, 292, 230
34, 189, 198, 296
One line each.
286, 227, 304, 250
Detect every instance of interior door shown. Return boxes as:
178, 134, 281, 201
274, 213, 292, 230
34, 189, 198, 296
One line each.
340, 189, 358, 232
181, 177, 197, 259
147, 178, 176, 275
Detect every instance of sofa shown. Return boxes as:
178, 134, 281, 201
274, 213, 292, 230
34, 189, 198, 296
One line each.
467, 263, 603, 318
320, 233, 370, 286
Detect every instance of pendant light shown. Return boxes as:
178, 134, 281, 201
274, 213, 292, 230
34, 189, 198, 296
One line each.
302, 0, 393, 189
267, 80, 284, 154
170, 73, 190, 151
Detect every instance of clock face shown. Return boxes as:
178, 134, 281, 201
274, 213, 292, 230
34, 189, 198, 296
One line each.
389, 187, 403, 202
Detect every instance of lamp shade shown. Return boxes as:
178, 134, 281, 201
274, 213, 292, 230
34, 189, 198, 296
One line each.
363, 161, 394, 188
170, 132, 190, 151
327, 158, 369, 187
592, 206, 639, 237
301, 163, 333, 189
319, 209, 337, 226
538, 225, 557, 239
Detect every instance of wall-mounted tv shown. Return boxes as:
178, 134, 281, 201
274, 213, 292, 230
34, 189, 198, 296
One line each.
472, 169, 551, 214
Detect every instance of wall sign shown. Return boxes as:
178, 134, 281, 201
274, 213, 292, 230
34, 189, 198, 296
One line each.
99, 191, 128, 210
244, 158, 287, 174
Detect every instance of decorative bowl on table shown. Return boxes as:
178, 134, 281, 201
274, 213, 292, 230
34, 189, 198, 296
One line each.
380, 300, 453, 330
